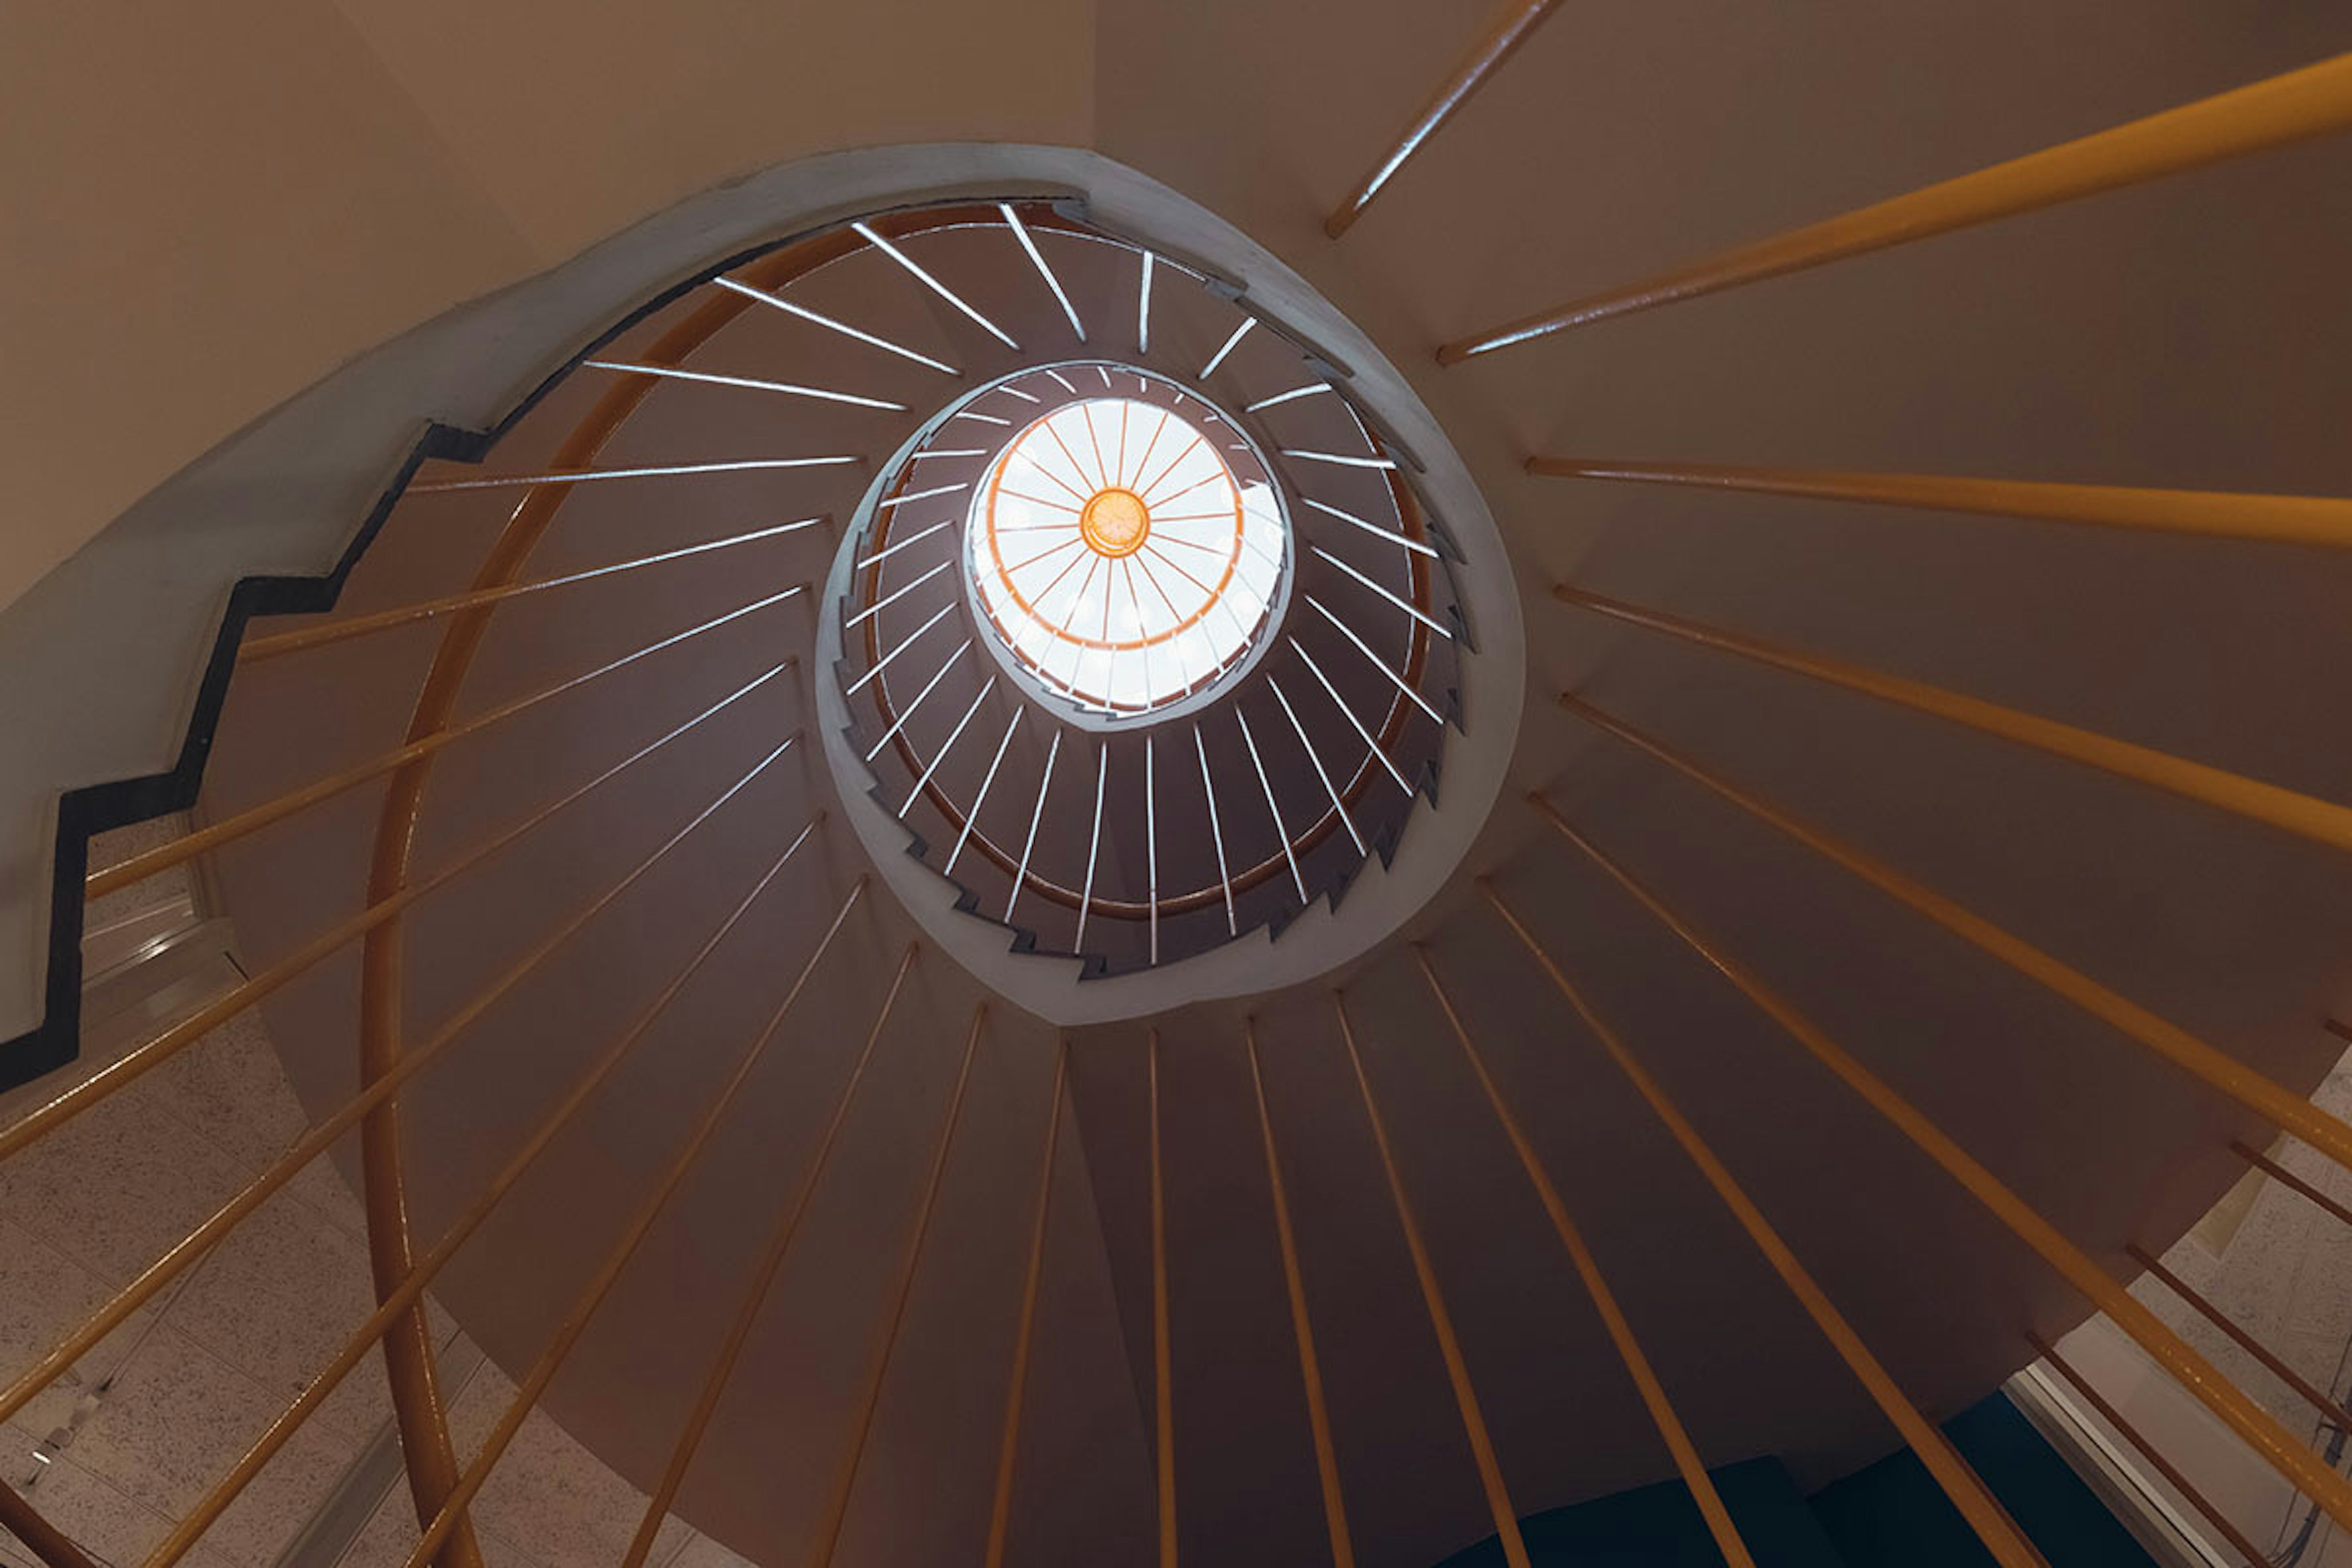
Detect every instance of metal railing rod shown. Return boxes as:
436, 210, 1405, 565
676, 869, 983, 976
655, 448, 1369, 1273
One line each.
1527, 459, 2352, 551
1292, 638, 1413, 797
1246, 384, 1335, 414
1559, 695, 2352, 1174
1479, 880, 2048, 1568
1146, 736, 1159, 965
2028, 1334, 2269, 1568
1324, 0, 1566, 239
712, 276, 957, 376
1008, 731, 1062, 924
2232, 1139, 2352, 1231
1237, 710, 1308, 904
0, 1477, 103, 1568
1076, 745, 1108, 953
1527, 794, 2352, 1529
1272, 680, 1364, 856
96, 589, 802, 897
1443, 53, 2352, 360
809, 1005, 988, 1567
1310, 597, 1444, 725
1199, 319, 1255, 380
2127, 1245, 2352, 1431
865, 642, 972, 764
616, 941, 914, 1568
1332, 994, 1532, 1568
238, 522, 821, 663
902, 676, 998, 821
847, 601, 956, 697
1150, 1031, 1178, 1568
1283, 451, 1397, 472
876, 482, 971, 513
582, 359, 906, 412
981, 1045, 1068, 1568
1001, 203, 1086, 342
854, 222, 1020, 350
145, 797, 821, 1568
1555, 584, 2352, 855
397, 846, 845, 1568
949, 710, 1023, 878
1243, 1022, 1357, 1568
2, 685, 796, 1170
1194, 727, 1237, 935
1313, 546, 1450, 639
858, 519, 952, 574
1, 764, 810, 1434
1302, 496, 1439, 560
1414, 949, 1758, 1568
1137, 254, 1155, 355
409, 456, 859, 493
845, 558, 952, 630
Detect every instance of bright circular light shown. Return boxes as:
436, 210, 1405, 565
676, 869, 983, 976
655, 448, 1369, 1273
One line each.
1077, 486, 1151, 557
965, 391, 1286, 719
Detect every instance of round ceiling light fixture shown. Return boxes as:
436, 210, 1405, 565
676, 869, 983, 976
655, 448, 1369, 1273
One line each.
958, 366, 1290, 725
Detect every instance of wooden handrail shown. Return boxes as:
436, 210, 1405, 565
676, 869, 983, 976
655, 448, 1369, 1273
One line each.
2128, 1243, 2352, 1432
1243, 1020, 1357, 1568
1526, 459, 2352, 550
1414, 948, 1758, 1568
1332, 993, 1533, 1568
0, 715, 797, 1172
141, 810, 824, 1568
1325, 0, 1566, 239
1557, 693, 2352, 1174
0, 1478, 104, 1568
1479, 879, 2048, 1568
236, 522, 818, 662
1554, 583, 2352, 855
1441, 52, 2352, 360
2233, 1139, 2352, 1232
0, 785, 815, 1436
982, 1042, 1069, 1568
802, 1003, 989, 1568
1150, 1030, 1179, 1568
88, 615, 796, 897
2029, 1333, 2269, 1568
355, 217, 875, 1562
1527, 794, 2352, 1529
399, 850, 852, 1568
618, 941, 918, 1568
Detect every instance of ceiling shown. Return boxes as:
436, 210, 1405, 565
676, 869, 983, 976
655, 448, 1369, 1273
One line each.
12, 4, 2352, 1564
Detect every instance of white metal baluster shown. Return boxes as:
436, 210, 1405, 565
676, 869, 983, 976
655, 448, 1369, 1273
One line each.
1237, 707, 1309, 904
1008, 730, 1062, 924
901, 677, 998, 820
1270, 679, 1363, 855
1194, 725, 1236, 936
1075, 743, 1108, 954
1291, 636, 1412, 795
949, 709, 1023, 877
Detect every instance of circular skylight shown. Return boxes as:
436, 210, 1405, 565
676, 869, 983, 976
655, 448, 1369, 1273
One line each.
963, 388, 1287, 720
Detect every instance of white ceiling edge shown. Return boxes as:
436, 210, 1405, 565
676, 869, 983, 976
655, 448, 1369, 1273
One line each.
0, 142, 1522, 1047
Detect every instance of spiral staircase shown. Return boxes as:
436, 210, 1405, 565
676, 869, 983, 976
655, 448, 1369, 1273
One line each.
6, 7, 2352, 1568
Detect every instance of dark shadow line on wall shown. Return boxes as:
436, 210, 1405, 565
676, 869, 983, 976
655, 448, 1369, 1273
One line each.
0, 200, 1013, 1095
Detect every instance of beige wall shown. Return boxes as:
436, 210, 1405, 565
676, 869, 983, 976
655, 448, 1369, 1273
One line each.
0, 1, 1095, 612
